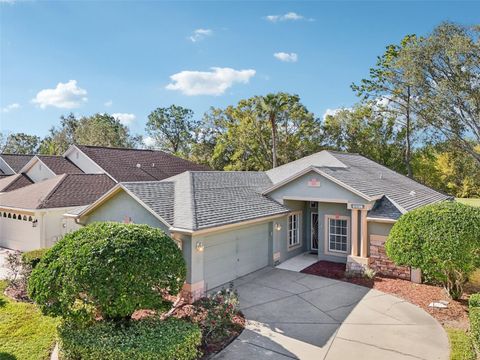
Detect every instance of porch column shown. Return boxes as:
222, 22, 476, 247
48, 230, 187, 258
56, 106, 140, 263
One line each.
360, 209, 368, 258
351, 209, 359, 256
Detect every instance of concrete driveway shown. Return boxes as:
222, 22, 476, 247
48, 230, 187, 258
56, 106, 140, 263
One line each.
215, 267, 449, 360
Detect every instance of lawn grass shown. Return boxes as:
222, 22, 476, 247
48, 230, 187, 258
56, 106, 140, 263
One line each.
456, 198, 480, 207
446, 328, 476, 360
0, 280, 59, 360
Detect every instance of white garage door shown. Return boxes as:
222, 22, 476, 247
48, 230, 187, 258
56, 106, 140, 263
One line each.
0, 215, 41, 251
203, 223, 269, 290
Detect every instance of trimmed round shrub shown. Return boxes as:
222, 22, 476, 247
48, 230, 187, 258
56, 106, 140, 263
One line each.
59, 318, 201, 360
22, 248, 49, 269
28, 222, 186, 322
385, 201, 480, 299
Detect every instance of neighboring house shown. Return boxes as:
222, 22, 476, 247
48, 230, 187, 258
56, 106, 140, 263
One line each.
19, 155, 84, 182
70, 150, 451, 298
0, 174, 115, 251
0, 145, 211, 250
0, 154, 34, 175
63, 145, 210, 182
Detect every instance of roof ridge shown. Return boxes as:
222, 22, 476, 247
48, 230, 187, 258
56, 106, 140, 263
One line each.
38, 174, 68, 208
0, 153, 35, 156
78, 144, 166, 153
189, 171, 198, 230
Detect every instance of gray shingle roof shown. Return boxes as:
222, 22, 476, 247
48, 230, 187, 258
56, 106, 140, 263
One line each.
0, 174, 34, 192
122, 182, 175, 225
368, 196, 403, 220
119, 171, 289, 231
77, 145, 210, 182
320, 152, 451, 212
0, 154, 34, 173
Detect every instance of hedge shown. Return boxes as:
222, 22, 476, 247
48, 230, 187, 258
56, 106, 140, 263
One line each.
21, 249, 49, 269
28, 223, 186, 323
470, 294, 480, 351
58, 318, 202, 360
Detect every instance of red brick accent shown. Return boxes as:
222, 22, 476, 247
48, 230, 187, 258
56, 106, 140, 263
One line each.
369, 235, 411, 280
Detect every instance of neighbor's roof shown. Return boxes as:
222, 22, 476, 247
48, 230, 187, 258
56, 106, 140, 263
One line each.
0, 154, 34, 173
76, 145, 210, 182
36, 155, 84, 175
0, 174, 34, 192
119, 171, 289, 231
266, 150, 451, 213
0, 174, 115, 210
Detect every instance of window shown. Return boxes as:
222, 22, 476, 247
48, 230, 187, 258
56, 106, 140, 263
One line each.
288, 213, 300, 247
328, 218, 348, 253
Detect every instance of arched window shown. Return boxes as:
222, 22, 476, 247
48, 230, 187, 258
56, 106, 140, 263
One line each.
17, 214, 22, 221
12, 214, 16, 219
23, 215, 27, 221
28, 216, 33, 222
7, 213, 11, 218
2, 212, 6, 217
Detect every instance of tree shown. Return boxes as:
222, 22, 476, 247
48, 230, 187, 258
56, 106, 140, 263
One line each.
386, 201, 480, 299
259, 93, 289, 168
28, 223, 186, 323
399, 23, 480, 165
2, 132, 40, 154
39, 113, 141, 155
322, 105, 407, 173
203, 94, 321, 171
146, 105, 198, 157
412, 142, 480, 198
352, 35, 420, 177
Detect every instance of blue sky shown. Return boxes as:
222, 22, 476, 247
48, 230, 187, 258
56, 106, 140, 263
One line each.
1, 1, 478, 141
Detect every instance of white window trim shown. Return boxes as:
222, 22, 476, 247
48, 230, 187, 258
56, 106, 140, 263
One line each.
287, 211, 302, 250
324, 214, 350, 257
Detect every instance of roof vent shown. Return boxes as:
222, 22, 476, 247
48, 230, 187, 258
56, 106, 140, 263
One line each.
379, 172, 383, 179
409, 190, 416, 196
152, 163, 155, 167
136, 163, 141, 168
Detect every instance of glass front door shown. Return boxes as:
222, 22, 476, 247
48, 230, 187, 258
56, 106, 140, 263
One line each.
311, 213, 319, 251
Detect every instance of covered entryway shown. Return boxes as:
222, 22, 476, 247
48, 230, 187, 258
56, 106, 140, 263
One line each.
203, 223, 269, 289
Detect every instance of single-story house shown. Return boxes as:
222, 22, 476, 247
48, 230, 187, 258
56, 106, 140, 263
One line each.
0, 174, 115, 250
0, 145, 211, 250
70, 150, 451, 298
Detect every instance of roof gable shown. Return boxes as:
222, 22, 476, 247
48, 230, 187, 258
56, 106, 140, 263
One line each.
0, 154, 34, 173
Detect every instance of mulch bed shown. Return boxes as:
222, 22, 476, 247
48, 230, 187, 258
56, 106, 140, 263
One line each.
301, 261, 469, 329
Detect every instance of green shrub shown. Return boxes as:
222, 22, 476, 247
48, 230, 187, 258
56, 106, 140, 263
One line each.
469, 294, 480, 308
58, 318, 201, 360
470, 294, 480, 351
385, 201, 480, 299
28, 223, 186, 323
21, 249, 49, 269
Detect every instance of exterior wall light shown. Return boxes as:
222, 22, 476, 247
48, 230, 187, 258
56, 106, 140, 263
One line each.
196, 241, 205, 252
275, 223, 282, 231
32, 219, 38, 228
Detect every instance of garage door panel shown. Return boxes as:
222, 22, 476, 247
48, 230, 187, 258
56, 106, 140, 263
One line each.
203, 223, 269, 289
0, 218, 40, 251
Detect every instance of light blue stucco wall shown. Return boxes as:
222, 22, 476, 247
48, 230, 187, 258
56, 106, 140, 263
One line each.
83, 191, 170, 233
268, 170, 369, 205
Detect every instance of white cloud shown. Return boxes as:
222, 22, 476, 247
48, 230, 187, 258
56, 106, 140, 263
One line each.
2, 103, 20, 113
0, 0, 16, 4
104, 100, 113, 107
112, 113, 136, 125
32, 80, 87, 109
322, 108, 342, 121
266, 12, 311, 22
143, 136, 156, 147
166, 67, 256, 96
273, 52, 298, 63
188, 28, 213, 42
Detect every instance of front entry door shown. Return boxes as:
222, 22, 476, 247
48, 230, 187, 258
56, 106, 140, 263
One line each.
311, 213, 319, 251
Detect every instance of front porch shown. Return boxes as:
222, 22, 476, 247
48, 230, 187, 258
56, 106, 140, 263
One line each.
279, 199, 372, 273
